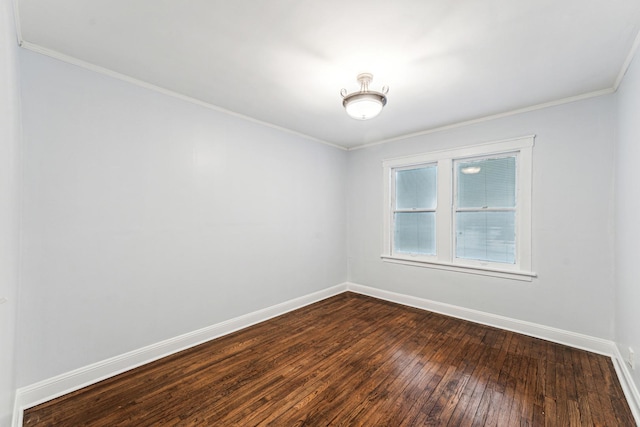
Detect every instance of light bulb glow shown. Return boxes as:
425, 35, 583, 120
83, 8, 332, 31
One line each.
461, 166, 481, 174
343, 92, 386, 120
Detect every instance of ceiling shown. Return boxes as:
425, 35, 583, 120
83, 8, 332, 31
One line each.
16, 0, 640, 149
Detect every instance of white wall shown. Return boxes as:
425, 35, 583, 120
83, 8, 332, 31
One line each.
0, 0, 21, 424
615, 47, 640, 392
347, 95, 617, 339
16, 50, 348, 387
12, 29, 636, 412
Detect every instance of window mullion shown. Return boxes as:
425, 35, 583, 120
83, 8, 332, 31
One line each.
517, 145, 533, 271
383, 167, 393, 256
436, 158, 452, 263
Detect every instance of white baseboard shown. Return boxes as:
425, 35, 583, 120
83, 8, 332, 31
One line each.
12, 283, 347, 427
345, 282, 616, 356
345, 282, 640, 426
612, 345, 640, 425
12, 282, 640, 427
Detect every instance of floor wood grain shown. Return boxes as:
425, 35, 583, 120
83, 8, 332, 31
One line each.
23, 293, 635, 426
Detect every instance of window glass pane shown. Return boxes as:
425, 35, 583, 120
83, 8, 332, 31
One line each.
457, 156, 516, 208
394, 212, 436, 255
456, 211, 515, 263
396, 165, 437, 210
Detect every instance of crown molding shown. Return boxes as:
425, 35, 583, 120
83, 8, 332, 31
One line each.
11, 0, 22, 45
615, 27, 640, 90
17, 41, 346, 152
13, 8, 638, 152
348, 88, 615, 151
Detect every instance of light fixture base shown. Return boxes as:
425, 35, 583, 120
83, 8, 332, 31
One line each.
356, 73, 373, 89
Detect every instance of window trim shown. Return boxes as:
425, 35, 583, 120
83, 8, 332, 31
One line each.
382, 135, 536, 281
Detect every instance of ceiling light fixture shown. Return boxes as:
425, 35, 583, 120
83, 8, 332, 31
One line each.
340, 73, 388, 120
461, 166, 482, 174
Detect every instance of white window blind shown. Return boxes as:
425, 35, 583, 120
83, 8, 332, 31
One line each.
454, 155, 517, 264
393, 165, 437, 255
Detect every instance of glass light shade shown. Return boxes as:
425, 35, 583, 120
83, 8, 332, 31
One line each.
343, 93, 386, 120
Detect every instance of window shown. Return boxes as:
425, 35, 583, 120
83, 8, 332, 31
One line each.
455, 155, 516, 264
394, 164, 437, 256
382, 136, 535, 281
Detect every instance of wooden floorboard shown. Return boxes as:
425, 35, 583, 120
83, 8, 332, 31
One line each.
23, 292, 635, 426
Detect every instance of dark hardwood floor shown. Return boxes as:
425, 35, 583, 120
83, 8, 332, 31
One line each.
23, 292, 635, 426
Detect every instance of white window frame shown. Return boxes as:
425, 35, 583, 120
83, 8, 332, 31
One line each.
381, 135, 536, 281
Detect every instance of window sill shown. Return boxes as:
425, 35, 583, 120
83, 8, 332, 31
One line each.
380, 255, 537, 282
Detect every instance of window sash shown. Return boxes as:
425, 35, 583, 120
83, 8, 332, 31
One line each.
454, 154, 517, 210
454, 210, 517, 264
393, 212, 437, 256
391, 163, 438, 258
453, 153, 518, 265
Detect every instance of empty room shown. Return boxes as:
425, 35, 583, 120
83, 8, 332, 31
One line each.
2, 0, 640, 425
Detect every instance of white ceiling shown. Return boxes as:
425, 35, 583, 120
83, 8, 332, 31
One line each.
16, 0, 640, 149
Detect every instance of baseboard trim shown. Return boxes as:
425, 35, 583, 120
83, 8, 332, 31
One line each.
612, 345, 640, 425
345, 282, 640, 425
13, 282, 639, 427
12, 283, 347, 427
345, 282, 616, 356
